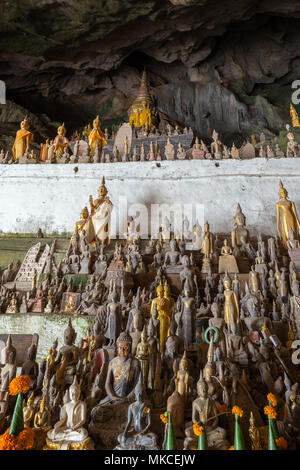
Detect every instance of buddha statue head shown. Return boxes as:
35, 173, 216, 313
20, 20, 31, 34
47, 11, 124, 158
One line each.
156, 281, 164, 298
80, 207, 89, 221
69, 376, 81, 402
57, 123, 67, 137
141, 325, 147, 343
181, 255, 190, 268
164, 280, 171, 298
278, 180, 288, 200
180, 351, 188, 371
211, 302, 220, 318
27, 343, 37, 362
223, 273, 231, 290
204, 221, 210, 232
135, 375, 144, 402
93, 115, 101, 130
234, 203, 246, 227
197, 371, 207, 398
64, 319, 76, 346
116, 331, 132, 358
97, 176, 108, 200
20, 116, 30, 131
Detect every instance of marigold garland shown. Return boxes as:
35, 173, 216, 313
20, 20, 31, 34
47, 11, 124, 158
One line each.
9, 375, 31, 396
193, 423, 204, 436
232, 405, 243, 418
0, 427, 35, 450
267, 393, 277, 407
264, 405, 277, 419
160, 413, 168, 424
276, 437, 288, 450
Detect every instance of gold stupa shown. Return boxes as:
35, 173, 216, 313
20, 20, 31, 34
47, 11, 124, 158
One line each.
129, 70, 158, 131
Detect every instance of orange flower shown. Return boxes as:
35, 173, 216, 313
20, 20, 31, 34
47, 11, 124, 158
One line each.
160, 413, 168, 424
264, 405, 277, 419
193, 423, 204, 436
267, 393, 277, 407
276, 437, 288, 450
228, 445, 234, 450
9, 375, 31, 396
232, 406, 243, 418
216, 404, 228, 414
0, 428, 35, 450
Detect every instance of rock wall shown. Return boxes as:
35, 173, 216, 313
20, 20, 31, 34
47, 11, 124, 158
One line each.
0, 159, 299, 237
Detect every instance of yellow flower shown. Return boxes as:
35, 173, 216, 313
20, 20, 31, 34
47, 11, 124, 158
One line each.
232, 406, 243, 418
0, 428, 35, 450
160, 413, 168, 424
9, 375, 31, 396
264, 405, 277, 419
276, 437, 288, 450
267, 393, 277, 407
193, 423, 204, 436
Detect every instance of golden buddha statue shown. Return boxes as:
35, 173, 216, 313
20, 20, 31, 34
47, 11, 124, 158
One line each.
82, 123, 92, 138
88, 115, 107, 158
249, 412, 262, 450
201, 221, 213, 257
54, 123, 69, 159
84, 176, 113, 246
136, 326, 151, 390
175, 351, 193, 404
276, 180, 300, 247
218, 238, 239, 274
72, 207, 89, 240
34, 396, 51, 430
150, 281, 173, 353
23, 392, 36, 428
128, 70, 157, 131
12, 116, 34, 160
290, 103, 300, 127
223, 275, 239, 330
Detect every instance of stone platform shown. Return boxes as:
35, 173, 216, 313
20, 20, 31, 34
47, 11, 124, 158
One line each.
0, 158, 299, 236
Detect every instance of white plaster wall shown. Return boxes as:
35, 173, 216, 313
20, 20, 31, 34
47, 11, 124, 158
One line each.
0, 159, 299, 237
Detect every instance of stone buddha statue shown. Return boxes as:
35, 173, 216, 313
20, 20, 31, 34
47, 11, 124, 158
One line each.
165, 138, 175, 160
21, 343, 39, 390
12, 116, 34, 160
211, 130, 223, 159
45, 376, 94, 450
184, 372, 228, 450
104, 289, 122, 347
179, 255, 196, 294
54, 319, 80, 386
231, 203, 250, 256
136, 326, 151, 390
286, 132, 299, 157
276, 180, 300, 248
174, 351, 194, 405
218, 238, 239, 274
88, 115, 107, 158
178, 283, 196, 348
54, 123, 69, 159
0, 335, 17, 384
85, 176, 113, 246
115, 377, 158, 450
164, 239, 181, 269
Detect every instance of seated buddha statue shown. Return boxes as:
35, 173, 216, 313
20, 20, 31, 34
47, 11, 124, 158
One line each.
23, 392, 36, 427
45, 376, 94, 450
54, 319, 80, 386
164, 239, 181, 268
12, 116, 34, 160
88, 115, 107, 158
1, 335, 17, 385
218, 239, 239, 274
71, 207, 89, 242
54, 123, 69, 159
116, 377, 158, 450
184, 372, 228, 450
33, 396, 51, 449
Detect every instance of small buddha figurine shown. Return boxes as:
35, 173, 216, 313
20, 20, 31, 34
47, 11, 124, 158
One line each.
150, 281, 173, 352
276, 180, 300, 247
174, 351, 194, 405
201, 221, 213, 257
164, 137, 175, 160
178, 282, 196, 348
231, 203, 250, 256
164, 239, 181, 267
218, 238, 239, 274
21, 343, 39, 390
211, 130, 223, 159
231, 143, 240, 159
191, 136, 204, 159
34, 396, 51, 430
71, 207, 89, 242
176, 142, 186, 160
223, 275, 239, 331
88, 115, 107, 158
1, 335, 17, 384
116, 377, 158, 450
86, 176, 113, 246
286, 132, 299, 157
136, 326, 151, 390
54, 319, 80, 386
249, 412, 262, 450
184, 372, 228, 450
46, 376, 93, 450
12, 116, 34, 160
23, 392, 36, 428
54, 123, 69, 159
5, 292, 18, 314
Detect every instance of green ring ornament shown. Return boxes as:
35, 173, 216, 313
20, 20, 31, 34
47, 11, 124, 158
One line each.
204, 326, 219, 345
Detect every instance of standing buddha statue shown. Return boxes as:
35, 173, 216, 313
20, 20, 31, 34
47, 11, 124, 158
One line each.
88, 115, 107, 158
276, 180, 300, 248
12, 116, 34, 160
150, 281, 173, 353
54, 123, 69, 159
84, 176, 113, 246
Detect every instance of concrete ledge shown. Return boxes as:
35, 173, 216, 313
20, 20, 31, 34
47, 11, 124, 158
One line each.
0, 159, 299, 236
